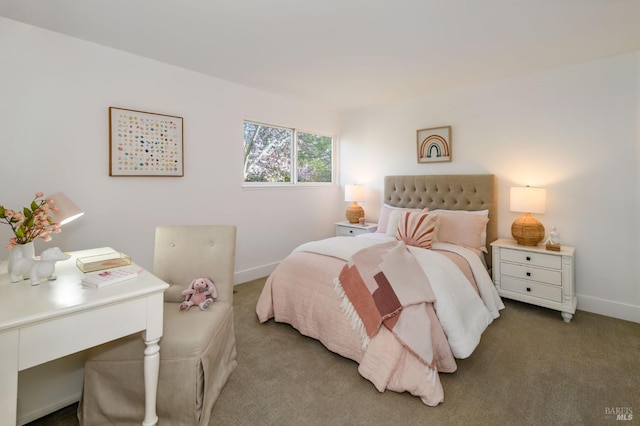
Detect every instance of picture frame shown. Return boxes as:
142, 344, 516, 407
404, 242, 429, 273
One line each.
416, 126, 452, 163
109, 107, 184, 177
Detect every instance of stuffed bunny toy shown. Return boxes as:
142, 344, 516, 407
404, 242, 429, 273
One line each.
179, 277, 217, 311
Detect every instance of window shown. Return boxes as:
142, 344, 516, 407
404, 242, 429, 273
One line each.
243, 121, 334, 185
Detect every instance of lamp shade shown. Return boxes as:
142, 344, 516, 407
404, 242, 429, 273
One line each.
47, 192, 84, 225
510, 187, 546, 214
345, 184, 365, 202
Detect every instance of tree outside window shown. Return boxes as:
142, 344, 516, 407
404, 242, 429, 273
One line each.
243, 121, 334, 184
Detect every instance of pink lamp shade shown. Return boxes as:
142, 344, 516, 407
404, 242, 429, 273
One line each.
47, 192, 84, 225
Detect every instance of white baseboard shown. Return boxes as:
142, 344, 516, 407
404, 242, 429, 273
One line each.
233, 263, 640, 324
232, 263, 640, 323
17, 352, 85, 425
234, 261, 279, 285
577, 294, 640, 323
18, 392, 81, 425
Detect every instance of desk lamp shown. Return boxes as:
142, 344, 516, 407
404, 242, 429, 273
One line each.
48, 192, 84, 225
46, 192, 84, 280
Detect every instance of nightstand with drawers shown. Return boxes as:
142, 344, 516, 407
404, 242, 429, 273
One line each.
335, 221, 378, 237
491, 238, 576, 323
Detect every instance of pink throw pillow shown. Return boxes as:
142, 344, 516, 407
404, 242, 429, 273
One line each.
395, 211, 437, 249
437, 212, 489, 252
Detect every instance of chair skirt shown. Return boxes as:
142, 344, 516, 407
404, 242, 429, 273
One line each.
78, 301, 237, 425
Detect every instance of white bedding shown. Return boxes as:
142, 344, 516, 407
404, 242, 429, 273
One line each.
294, 234, 504, 358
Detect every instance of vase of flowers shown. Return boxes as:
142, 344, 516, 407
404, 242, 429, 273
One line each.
8, 240, 36, 274
1, 192, 61, 273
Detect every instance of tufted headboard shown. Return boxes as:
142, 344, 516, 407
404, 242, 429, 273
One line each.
384, 174, 497, 268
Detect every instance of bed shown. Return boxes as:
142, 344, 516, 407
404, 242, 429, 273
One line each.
256, 174, 504, 406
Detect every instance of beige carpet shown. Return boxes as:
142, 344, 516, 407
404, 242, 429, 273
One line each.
30, 277, 640, 426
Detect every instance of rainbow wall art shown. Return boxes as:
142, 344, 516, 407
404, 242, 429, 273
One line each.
417, 126, 451, 163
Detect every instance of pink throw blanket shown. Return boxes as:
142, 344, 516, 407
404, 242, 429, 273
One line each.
335, 241, 436, 369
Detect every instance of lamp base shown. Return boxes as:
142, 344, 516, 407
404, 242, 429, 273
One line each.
346, 202, 364, 224
511, 213, 545, 246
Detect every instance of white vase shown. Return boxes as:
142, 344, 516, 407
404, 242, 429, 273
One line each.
8, 241, 36, 275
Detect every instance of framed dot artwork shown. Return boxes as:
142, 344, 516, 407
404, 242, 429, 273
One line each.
109, 107, 184, 177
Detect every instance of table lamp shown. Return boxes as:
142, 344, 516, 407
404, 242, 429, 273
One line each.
345, 184, 365, 224
48, 192, 84, 225
510, 186, 546, 246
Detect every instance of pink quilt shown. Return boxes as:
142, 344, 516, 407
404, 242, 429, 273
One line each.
256, 253, 457, 406
256, 236, 502, 406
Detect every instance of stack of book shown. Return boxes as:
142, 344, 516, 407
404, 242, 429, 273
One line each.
82, 268, 138, 288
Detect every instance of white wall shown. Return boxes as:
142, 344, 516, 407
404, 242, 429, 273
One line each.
0, 17, 342, 282
2, 17, 638, 324
339, 51, 640, 323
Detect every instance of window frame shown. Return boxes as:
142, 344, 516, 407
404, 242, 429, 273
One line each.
242, 120, 337, 187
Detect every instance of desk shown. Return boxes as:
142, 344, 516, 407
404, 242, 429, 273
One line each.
0, 248, 169, 425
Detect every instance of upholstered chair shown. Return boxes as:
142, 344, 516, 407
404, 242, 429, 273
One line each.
79, 225, 237, 425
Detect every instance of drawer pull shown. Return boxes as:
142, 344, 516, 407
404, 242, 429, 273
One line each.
526, 256, 531, 261
526, 287, 531, 292
526, 272, 531, 277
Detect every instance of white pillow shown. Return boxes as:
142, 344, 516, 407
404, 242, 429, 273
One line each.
385, 209, 403, 237
376, 204, 423, 234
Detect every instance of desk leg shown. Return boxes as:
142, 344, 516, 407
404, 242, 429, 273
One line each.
142, 337, 160, 426
0, 330, 19, 426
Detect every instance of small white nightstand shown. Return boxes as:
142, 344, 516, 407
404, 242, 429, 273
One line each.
491, 238, 576, 323
335, 221, 378, 237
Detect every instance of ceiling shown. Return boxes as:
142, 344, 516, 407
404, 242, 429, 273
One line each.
2, 0, 640, 111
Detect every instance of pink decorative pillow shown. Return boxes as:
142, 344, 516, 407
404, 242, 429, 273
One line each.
436, 211, 489, 252
395, 211, 438, 249
431, 209, 488, 250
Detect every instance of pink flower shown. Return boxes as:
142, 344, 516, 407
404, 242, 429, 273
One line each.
1, 192, 64, 246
